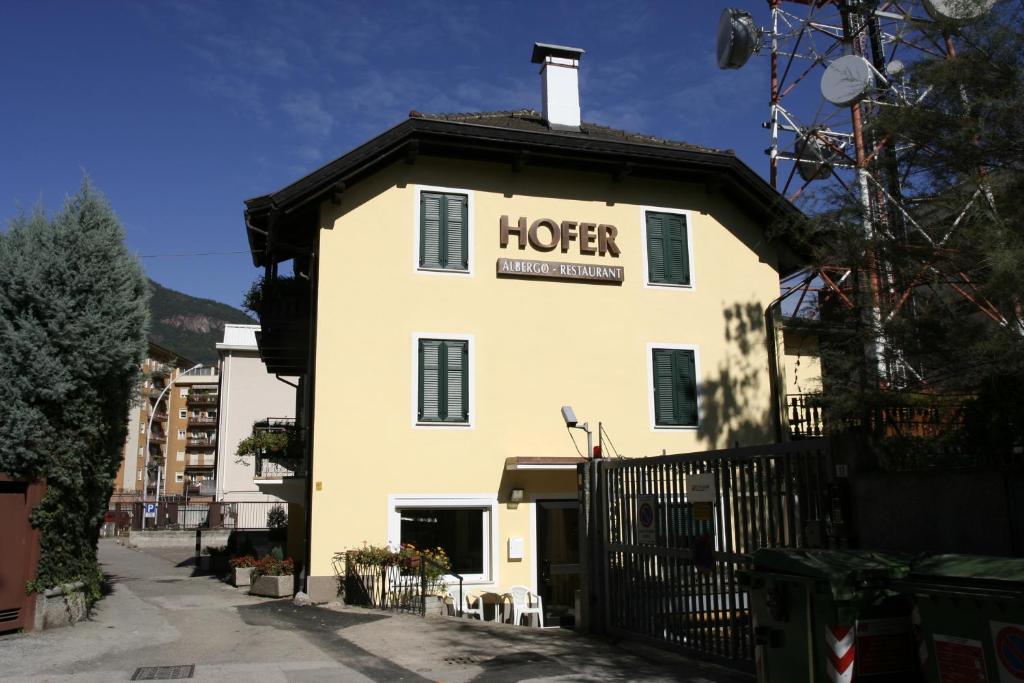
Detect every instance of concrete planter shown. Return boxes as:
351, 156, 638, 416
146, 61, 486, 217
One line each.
250, 574, 293, 598
33, 582, 88, 631
232, 567, 253, 587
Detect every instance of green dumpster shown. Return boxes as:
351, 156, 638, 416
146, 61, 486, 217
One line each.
747, 548, 920, 683
894, 555, 1024, 683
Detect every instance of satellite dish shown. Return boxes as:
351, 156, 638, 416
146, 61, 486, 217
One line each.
794, 134, 834, 182
922, 0, 996, 21
821, 55, 876, 106
717, 8, 760, 70
885, 59, 905, 77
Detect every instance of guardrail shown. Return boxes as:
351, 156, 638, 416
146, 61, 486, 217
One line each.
108, 501, 288, 531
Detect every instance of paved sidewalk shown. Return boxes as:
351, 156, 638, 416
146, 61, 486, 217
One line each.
0, 540, 752, 682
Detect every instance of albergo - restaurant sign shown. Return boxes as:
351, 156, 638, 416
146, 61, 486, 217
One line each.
496, 215, 624, 284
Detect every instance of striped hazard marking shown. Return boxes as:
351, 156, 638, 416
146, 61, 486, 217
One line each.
826, 624, 856, 683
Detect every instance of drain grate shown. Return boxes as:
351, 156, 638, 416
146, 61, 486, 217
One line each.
443, 655, 480, 666
131, 665, 195, 680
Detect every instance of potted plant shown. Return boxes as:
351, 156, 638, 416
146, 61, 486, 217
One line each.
229, 555, 258, 587
249, 547, 295, 598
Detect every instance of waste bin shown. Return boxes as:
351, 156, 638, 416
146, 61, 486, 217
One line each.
746, 548, 920, 683
894, 555, 1024, 683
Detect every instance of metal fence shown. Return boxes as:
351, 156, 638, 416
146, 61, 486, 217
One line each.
581, 439, 843, 670
341, 552, 461, 617
110, 501, 287, 531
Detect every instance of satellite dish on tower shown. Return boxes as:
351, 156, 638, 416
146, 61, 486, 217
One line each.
922, 0, 996, 21
794, 133, 834, 182
716, 8, 760, 70
821, 55, 876, 106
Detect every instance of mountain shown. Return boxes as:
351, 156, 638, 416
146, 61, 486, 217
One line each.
148, 279, 254, 364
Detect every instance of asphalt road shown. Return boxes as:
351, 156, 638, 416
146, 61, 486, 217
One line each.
0, 540, 750, 682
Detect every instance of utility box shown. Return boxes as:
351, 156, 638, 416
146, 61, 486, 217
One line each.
746, 548, 919, 683
894, 554, 1024, 683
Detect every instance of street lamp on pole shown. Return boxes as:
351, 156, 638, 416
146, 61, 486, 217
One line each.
143, 363, 203, 505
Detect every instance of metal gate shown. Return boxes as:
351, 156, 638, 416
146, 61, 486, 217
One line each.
579, 439, 845, 670
0, 475, 45, 633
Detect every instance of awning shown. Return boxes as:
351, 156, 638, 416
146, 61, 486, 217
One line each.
504, 457, 583, 471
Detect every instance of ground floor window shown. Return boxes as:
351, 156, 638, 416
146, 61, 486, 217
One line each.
389, 494, 495, 583
399, 507, 485, 575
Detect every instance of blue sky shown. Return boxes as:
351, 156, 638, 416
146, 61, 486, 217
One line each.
2, 1, 780, 308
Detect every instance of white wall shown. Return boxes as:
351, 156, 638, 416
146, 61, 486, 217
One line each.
215, 349, 296, 502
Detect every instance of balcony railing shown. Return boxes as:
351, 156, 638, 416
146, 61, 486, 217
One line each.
150, 432, 168, 444
152, 411, 169, 422
188, 415, 218, 426
254, 458, 303, 480
187, 394, 218, 405
187, 438, 217, 447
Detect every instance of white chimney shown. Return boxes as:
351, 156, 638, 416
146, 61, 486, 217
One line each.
531, 42, 585, 131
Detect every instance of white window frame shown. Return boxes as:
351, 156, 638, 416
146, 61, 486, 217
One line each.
176, 451, 185, 462
179, 388, 188, 397
646, 342, 703, 431
411, 332, 475, 429
412, 184, 475, 277
387, 493, 498, 586
177, 429, 186, 439
175, 473, 184, 483
179, 409, 187, 419
640, 206, 697, 291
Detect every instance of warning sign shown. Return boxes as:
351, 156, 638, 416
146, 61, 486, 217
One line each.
934, 634, 988, 683
855, 617, 915, 676
990, 622, 1024, 683
636, 495, 656, 544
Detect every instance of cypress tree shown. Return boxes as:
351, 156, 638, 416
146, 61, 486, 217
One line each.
0, 180, 149, 595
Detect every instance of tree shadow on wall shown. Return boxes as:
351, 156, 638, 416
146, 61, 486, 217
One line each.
695, 301, 776, 449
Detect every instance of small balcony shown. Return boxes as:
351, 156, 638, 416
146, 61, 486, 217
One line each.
152, 411, 169, 422
188, 415, 218, 426
187, 394, 218, 406
187, 437, 217, 448
150, 432, 168, 444
254, 456, 305, 480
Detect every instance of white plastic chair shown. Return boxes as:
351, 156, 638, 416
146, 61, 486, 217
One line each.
452, 590, 486, 619
504, 584, 545, 627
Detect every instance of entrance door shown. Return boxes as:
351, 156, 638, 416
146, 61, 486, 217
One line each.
536, 499, 580, 628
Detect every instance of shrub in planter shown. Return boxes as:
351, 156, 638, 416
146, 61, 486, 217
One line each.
229, 555, 258, 587
249, 549, 295, 598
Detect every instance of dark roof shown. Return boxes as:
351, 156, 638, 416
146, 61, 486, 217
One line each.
416, 109, 726, 156
244, 109, 804, 270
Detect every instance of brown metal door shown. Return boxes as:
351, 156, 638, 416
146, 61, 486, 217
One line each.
0, 480, 34, 632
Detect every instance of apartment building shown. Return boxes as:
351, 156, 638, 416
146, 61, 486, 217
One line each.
112, 342, 220, 502
242, 43, 803, 612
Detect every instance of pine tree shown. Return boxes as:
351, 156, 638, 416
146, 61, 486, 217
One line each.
0, 180, 149, 593
785, 1, 1024, 453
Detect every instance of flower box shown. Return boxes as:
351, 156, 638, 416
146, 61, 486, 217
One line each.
251, 575, 293, 598
233, 567, 253, 587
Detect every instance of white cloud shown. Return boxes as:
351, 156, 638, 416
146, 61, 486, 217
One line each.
281, 91, 335, 138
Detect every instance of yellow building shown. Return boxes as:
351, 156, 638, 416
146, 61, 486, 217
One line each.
243, 44, 802, 614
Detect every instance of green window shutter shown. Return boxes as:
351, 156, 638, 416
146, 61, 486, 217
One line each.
646, 212, 690, 285
672, 349, 698, 426
421, 193, 443, 269
646, 213, 667, 283
653, 348, 698, 426
420, 192, 468, 271
652, 348, 676, 424
419, 338, 469, 423
445, 194, 468, 270
444, 340, 468, 422
419, 340, 442, 421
